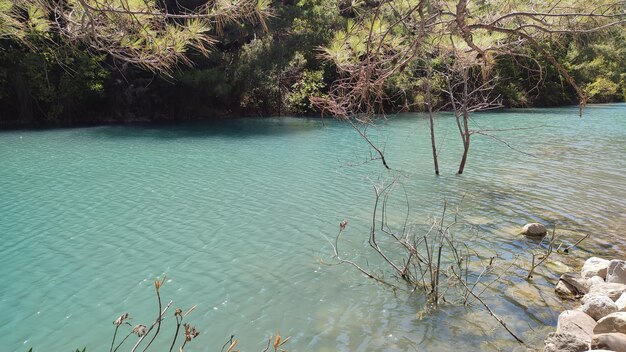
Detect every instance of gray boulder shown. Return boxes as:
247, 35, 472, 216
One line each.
556, 273, 591, 300
557, 309, 597, 342
544, 332, 590, 352
585, 283, 626, 301
522, 222, 548, 237
607, 260, 626, 284
590, 333, 626, 351
582, 296, 618, 321
583, 257, 611, 279
556, 280, 581, 300
595, 312, 626, 334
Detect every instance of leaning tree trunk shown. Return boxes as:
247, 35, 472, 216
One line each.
457, 106, 470, 174
457, 69, 470, 175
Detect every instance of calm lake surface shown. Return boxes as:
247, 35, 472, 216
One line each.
1, 104, 625, 351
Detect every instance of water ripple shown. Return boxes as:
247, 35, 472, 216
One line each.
0, 105, 625, 351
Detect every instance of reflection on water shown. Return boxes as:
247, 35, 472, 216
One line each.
0, 104, 624, 351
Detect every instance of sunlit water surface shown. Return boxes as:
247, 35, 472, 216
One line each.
1, 104, 625, 351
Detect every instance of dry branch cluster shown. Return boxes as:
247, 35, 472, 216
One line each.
326, 177, 591, 345
329, 179, 491, 304
326, 178, 527, 343
313, 0, 626, 173
107, 277, 290, 352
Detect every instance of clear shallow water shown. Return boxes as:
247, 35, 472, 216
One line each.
0, 104, 625, 351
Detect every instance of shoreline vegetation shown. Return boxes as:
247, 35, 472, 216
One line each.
1, 2, 626, 128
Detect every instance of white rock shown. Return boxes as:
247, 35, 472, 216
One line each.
616, 293, 626, 311
583, 257, 611, 279
591, 275, 606, 287
582, 296, 619, 320
557, 310, 597, 342
585, 283, 626, 302
522, 222, 547, 237
607, 260, 626, 284
595, 312, 626, 334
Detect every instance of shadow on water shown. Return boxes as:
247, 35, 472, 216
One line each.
86, 117, 329, 139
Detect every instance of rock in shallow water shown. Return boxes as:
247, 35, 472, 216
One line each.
591, 333, 626, 352
556, 273, 590, 299
544, 332, 590, 352
582, 296, 618, 321
595, 312, 626, 334
582, 257, 611, 279
522, 222, 548, 237
607, 260, 626, 284
557, 310, 597, 342
556, 280, 581, 300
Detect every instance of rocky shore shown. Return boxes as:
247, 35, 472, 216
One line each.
545, 257, 626, 352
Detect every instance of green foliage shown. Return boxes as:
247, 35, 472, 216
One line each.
586, 76, 620, 103
0, 42, 108, 124
287, 69, 326, 114
1, 0, 625, 125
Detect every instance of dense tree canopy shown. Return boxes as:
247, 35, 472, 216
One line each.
0, 0, 625, 126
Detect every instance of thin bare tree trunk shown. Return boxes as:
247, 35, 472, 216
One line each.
457, 107, 470, 174
457, 69, 470, 175
426, 66, 439, 175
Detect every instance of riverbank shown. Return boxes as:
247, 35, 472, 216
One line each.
546, 257, 626, 351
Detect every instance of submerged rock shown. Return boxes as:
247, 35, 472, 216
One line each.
522, 222, 548, 237
547, 260, 574, 274
582, 257, 611, 279
594, 312, 626, 334
607, 260, 626, 284
557, 310, 596, 342
585, 283, 626, 301
590, 333, 626, 352
544, 332, 589, 352
582, 296, 618, 321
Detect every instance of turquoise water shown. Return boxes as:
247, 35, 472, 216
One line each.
1, 104, 625, 351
